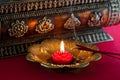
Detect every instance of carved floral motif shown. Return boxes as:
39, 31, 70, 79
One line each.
8, 20, 28, 38
35, 17, 54, 34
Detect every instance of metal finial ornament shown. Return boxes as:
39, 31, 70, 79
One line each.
88, 11, 103, 27
35, 17, 54, 34
8, 20, 28, 38
64, 13, 81, 29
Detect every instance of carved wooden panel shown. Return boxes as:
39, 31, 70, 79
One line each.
0, 0, 120, 58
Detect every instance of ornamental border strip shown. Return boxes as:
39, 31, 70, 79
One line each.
0, 0, 108, 14
0, 2, 108, 21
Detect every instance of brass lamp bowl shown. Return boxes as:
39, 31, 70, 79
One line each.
26, 39, 101, 70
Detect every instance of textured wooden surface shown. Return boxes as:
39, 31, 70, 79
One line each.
0, 0, 120, 57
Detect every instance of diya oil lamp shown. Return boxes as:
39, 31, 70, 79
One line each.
26, 39, 101, 70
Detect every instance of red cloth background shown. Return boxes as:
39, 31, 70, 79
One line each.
0, 24, 120, 80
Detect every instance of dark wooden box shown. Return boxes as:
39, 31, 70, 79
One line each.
0, 0, 120, 58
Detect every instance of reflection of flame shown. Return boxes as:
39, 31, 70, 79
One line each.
28, 20, 37, 30
60, 40, 64, 53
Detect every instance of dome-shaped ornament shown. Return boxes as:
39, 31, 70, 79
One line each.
35, 17, 54, 34
64, 13, 81, 29
8, 20, 28, 38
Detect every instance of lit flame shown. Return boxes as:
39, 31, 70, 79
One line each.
60, 40, 64, 53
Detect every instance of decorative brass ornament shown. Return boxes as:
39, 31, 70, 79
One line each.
35, 17, 54, 34
64, 13, 81, 29
26, 39, 101, 70
88, 11, 103, 27
8, 20, 28, 38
